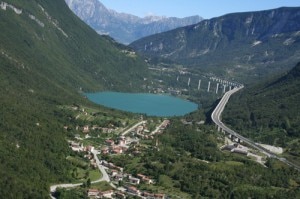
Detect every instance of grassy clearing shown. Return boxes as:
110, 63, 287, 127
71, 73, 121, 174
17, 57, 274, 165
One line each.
67, 156, 88, 169
69, 167, 101, 183
139, 184, 192, 199
91, 181, 113, 191
89, 169, 102, 181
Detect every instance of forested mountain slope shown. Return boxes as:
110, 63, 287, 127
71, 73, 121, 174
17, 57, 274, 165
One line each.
0, 0, 148, 197
223, 62, 300, 147
130, 7, 300, 82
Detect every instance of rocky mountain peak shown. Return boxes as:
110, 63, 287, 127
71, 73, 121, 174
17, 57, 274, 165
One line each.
65, 0, 203, 44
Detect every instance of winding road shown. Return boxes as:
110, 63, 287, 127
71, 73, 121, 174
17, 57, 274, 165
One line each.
211, 86, 300, 171
50, 149, 111, 197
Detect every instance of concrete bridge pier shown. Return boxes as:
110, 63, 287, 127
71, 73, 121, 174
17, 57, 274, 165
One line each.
216, 83, 219, 94
222, 129, 225, 135
198, 80, 201, 90
207, 81, 211, 92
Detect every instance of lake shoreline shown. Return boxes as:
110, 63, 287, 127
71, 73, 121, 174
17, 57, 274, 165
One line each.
85, 91, 198, 117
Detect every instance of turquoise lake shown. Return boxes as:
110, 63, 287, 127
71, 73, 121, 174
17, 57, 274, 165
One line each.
86, 92, 198, 117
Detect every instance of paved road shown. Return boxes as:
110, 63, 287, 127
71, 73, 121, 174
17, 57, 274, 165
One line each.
50, 150, 112, 195
150, 120, 167, 135
50, 121, 149, 195
211, 86, 300, 171
92, 150, 117, 188
121, 120, 146, 136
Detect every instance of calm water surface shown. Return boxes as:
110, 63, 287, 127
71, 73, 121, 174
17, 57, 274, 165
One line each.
86, 92, 198, 117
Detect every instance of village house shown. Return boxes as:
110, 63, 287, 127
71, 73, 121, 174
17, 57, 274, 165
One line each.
69, 141, 83, 152
87, 189, 99, 197
87, 189, 114, 198
137, 174, 153, 184
99, 190, 114, 198
101, 146, 109, 154
221, 143, 249, 155
143, 177, 153, 184
101, 161, 124, 172
116, 166, 124, 172
110, 169, 118, 177
137, 174, 154, 184
83, 125, 89, 133
112, 146, 123, 154
126, 186, 140, 195
115, 192, 126, 199
114, 173, 123, 181
137, 173, 146, 179
129, 176, 140, 185
105, 139, 115, 146
85, 145, 94, 152
118, 136, 127, 145
143, 192, 154, 198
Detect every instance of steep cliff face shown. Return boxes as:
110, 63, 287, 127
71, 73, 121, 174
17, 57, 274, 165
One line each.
65, 0, 203, 44
130, 7, 300, 81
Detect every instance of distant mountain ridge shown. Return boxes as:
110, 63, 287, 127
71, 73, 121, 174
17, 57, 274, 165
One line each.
130, 7, 300, 82
65, 0, 203, 44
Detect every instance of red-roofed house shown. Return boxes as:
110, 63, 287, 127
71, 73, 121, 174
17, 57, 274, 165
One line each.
127, 186, 140, 195
115, 192, 126, 199
99, 190, 114, 198
106, 139, 115, 146
137, 174, 154, 184
112, 146, 123, 154
87, 189, 99, 197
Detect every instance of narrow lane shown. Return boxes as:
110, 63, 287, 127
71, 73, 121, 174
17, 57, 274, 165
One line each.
121, 120, 146, 136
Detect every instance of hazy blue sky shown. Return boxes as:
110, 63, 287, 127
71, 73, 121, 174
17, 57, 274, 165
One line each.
100, 0, 300, 19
